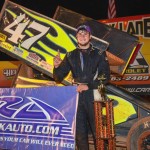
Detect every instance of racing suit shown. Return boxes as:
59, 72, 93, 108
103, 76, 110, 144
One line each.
53, 44, 110, 150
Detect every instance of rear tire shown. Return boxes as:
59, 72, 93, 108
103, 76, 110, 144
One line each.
127, 116, 150, 150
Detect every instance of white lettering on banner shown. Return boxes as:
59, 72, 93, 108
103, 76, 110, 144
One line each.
0, 123, 5, 130
0, 136, 29, 143
0, 136, 75, 148
0, 136, 18, 142
19, 138, 30, 143
36, 125, 59, 134
0, 123, 60, 135
44, 140, 59, 146
60, 142, 74, 148
30, 139, 44, 144
0, 123, 33, 132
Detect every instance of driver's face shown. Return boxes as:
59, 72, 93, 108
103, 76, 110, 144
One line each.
76, 30, 91, 46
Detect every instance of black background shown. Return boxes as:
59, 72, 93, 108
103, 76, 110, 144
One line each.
0, 0, 150, 20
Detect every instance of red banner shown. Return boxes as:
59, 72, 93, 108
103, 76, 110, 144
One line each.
100, 14, 150, 95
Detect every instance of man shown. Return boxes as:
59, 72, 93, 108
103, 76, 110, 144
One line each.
53, 24, 110, 150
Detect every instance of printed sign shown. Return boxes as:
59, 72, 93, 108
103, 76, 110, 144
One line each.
100, 14, 150, 95
0, 86, 78, 150
0, 61, 21, 87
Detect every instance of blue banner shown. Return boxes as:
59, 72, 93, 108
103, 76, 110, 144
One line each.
0, 86, 78, 150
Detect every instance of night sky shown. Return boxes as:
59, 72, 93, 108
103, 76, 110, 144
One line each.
0, 0, 150, 20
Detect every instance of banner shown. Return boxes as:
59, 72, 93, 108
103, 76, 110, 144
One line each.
0, 0, 108, 85
0, 86, 78, 150
100, 14, 150, 95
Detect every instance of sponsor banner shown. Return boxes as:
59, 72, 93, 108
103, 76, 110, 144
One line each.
0, 61, 21, 87
100, 14, 150, 95
0, 1, 108, 85
0, 86, 78, 150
